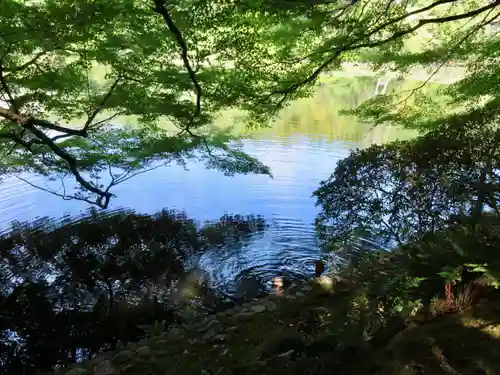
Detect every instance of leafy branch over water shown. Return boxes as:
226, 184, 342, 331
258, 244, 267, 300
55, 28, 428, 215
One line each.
1, 0, 498, 206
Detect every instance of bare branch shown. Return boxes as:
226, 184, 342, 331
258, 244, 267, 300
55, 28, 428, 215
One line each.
24, 123, 111, 202
14, 174, 108, 207
397, 7, 500, 105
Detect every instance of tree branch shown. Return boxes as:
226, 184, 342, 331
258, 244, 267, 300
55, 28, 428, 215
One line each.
83, 73, 122, 131
152, 0, 202, 121
3, 51, 50, 74
0, 107, 87, 136
0, 65, 18, 113
266, 0, 500, 100
22, 122, 112, 206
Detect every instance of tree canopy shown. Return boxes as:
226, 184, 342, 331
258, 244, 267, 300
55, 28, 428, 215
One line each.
1, 0, 498, 207
306, 0, 499, 256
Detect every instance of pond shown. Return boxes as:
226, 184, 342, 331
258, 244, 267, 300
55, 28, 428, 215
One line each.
0, 76, 417, 296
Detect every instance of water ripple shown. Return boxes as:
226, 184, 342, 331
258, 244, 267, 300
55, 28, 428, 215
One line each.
0, 136, 361, 296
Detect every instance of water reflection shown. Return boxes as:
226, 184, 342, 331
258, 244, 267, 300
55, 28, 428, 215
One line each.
0, 210, 268, 373
0, 75, 421, 374
0, 77, 417, 293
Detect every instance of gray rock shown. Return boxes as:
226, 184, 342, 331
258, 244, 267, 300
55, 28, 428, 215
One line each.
136, 346, 151, 357
167, 327, 183, 338
265, 301, 277, 311
66, 368, 88, 375
301, 284, 313, 292
250, 304, 266, 313
234, 311, 255, 319
206, 318, 222, 329
202, 329, 216, 341
126, 342, 137, 350
285, 294, 297, 300
93, 360, 116, 375
112, 350, 134, 364
295, 292, 306, 297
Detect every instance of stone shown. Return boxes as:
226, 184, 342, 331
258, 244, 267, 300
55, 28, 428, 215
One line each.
202, 329, 216, 341
136, 346, 151, 357
120, 364, 135, 373
66, 368, 88, 375
126, 342, 138, 350
93, 360, 116, 375
265, 301, 277, 311
167, 327, 183, 338
285, 294, 297, 300
234, 311, 255, 319
294, 292, 305, 297
250, 305, 266, 313
206, 318, 222, 329
301, 284, 313, 292
112, 350, 134, 364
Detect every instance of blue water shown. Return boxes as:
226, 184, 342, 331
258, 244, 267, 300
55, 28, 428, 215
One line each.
0, 135, 355, 291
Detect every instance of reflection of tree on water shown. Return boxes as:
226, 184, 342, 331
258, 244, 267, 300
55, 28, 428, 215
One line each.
0, 209, 265, 375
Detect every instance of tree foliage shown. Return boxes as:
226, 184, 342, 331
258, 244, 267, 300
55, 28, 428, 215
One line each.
0, 0, 298, 207
314, 106, 500, 253
1, 0, 498, 206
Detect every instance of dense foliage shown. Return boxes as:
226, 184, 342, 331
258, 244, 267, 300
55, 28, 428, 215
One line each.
315, 107, 500, 252
0, 209, 265, 375
1, 0, 498, 206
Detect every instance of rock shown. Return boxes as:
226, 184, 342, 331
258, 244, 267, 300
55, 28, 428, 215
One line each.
136, 346, 151, 357
234, 311, 255, 319
301, 284, 313, 292
120, 364, 136, 373
66, 368, 88, 375
285, 294, 297, 300
250, 304, 266, 313
126, 342, 137, 350
226, 326, 238, 332
294, 292, 305, 297
113, 350, 134, 364
93, 360, 116, 375
206, 319, 222, 329
265, 301, 277, 311
167, 327, 183, 338
137, 339, 148, 346
202, 329, 216, 341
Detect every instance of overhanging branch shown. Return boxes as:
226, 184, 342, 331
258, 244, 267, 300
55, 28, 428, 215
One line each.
266, 0, 500, 101
0, 107, 87, 136
152, 0, 202, 121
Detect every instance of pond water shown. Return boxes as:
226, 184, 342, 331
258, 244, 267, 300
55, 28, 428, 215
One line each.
0, 76, 417, 295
